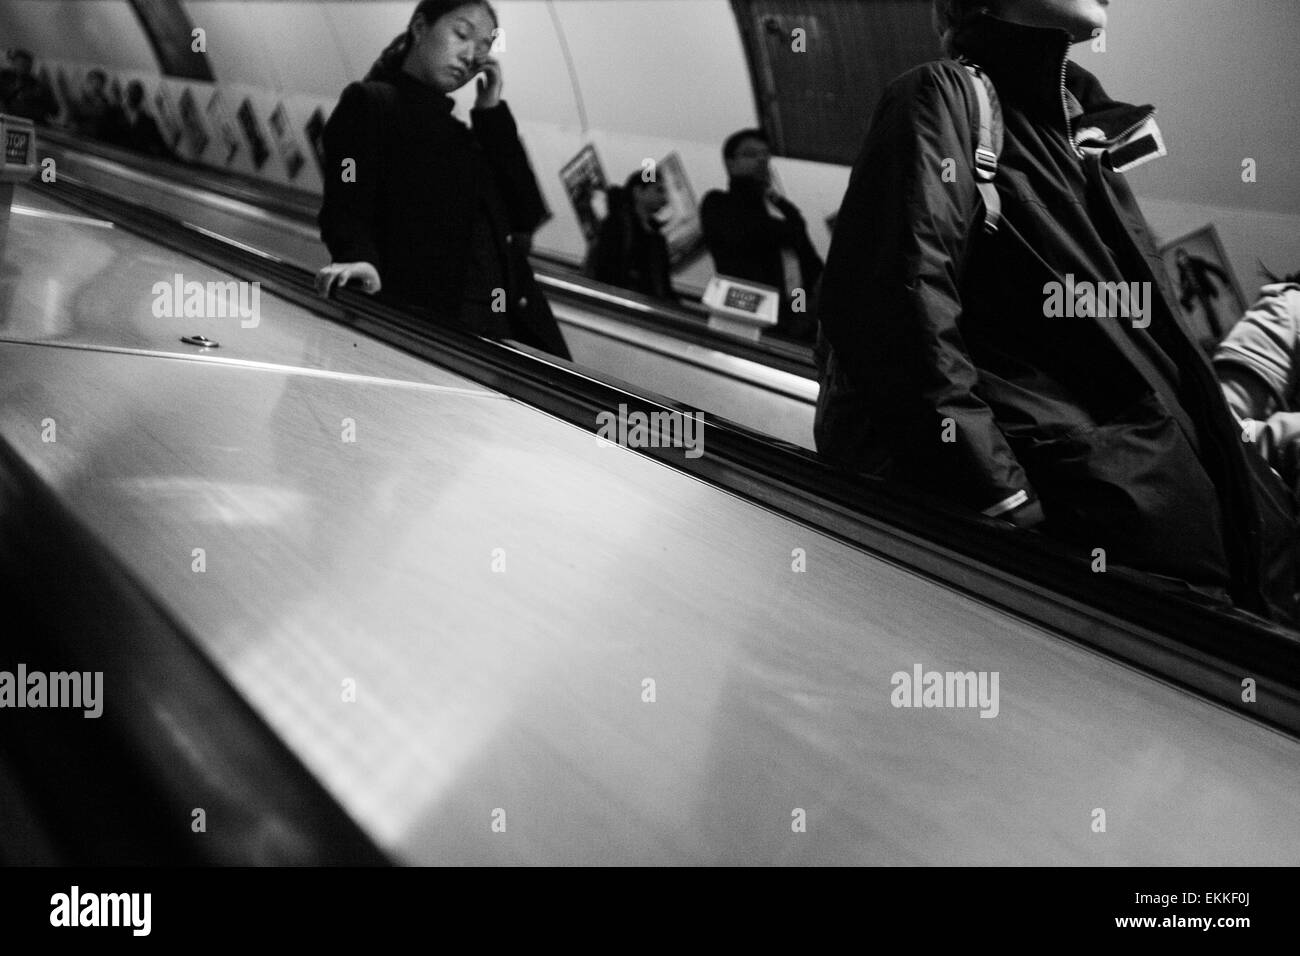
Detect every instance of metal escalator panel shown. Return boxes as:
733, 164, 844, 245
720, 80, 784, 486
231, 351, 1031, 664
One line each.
5, 333, 1300, 864
5, 151, 1300, 862
1, 183, 489, 394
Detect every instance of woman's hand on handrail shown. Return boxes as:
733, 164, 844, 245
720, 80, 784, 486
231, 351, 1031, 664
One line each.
316, 262, 382, 297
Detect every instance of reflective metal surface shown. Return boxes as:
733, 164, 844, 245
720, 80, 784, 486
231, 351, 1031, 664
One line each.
38, 142, 820, 446
1, 185, 491, 393
552, 299, 816, 447
11, 203, 114, 229
3, 194, 1300, 864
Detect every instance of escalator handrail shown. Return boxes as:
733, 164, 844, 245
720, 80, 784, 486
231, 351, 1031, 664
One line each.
534, 269, 817, 378
40, 128, 819, 378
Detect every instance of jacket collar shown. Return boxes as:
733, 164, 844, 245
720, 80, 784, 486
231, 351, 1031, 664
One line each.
954, 12, 1075, 122
727, 175, 768, 202
954, 12, 1165, 171
387, 68, 456, 114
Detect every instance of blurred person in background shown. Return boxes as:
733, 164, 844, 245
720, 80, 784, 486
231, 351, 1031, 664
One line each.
1215, 266, 1300, 492
701, 129, 822, 343
105, 80, 173, 160
67, 68, 119, 140
587, 170, 677, 304
0, 49, 57, 125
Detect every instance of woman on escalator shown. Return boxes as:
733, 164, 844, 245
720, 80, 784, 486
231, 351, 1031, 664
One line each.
315, 0, 570, 359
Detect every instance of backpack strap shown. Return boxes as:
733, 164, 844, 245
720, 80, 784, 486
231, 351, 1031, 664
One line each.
956, 58, 1003, 234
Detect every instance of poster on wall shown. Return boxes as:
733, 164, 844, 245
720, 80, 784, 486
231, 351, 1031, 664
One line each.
206, 90, 241, 165
269, 103, 305, 180
1159, 224, 1248, 353
655, 151, 705, 267
305, 107, 329, 179
559, 143, 606, 246
236, 98, 270, 170
177, 87, 210, 157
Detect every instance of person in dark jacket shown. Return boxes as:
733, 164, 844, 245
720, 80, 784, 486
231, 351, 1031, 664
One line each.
700, 129, 823, 343
104, 80, 173, 160
588, 171, 677, 303
0, 49, 57, 125
67, 69, 119, 141
814, 0, 1298, 623
316, 0, 569, 359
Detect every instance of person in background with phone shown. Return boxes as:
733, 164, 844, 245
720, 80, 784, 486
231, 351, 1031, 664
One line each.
316, 0, 569, 359
700, 129, 823, 344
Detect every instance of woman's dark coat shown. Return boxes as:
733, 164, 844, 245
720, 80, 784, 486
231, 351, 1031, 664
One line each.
814, 14, 1297, 621
588, 186, 677, 303
319, 70, 569, 358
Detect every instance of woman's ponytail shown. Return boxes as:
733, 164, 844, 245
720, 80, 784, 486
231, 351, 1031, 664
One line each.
365, 30, 413, 82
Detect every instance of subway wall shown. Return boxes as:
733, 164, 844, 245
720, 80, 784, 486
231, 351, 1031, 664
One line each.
1073, 0, 1300, 299
1, 0, 1296, 300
